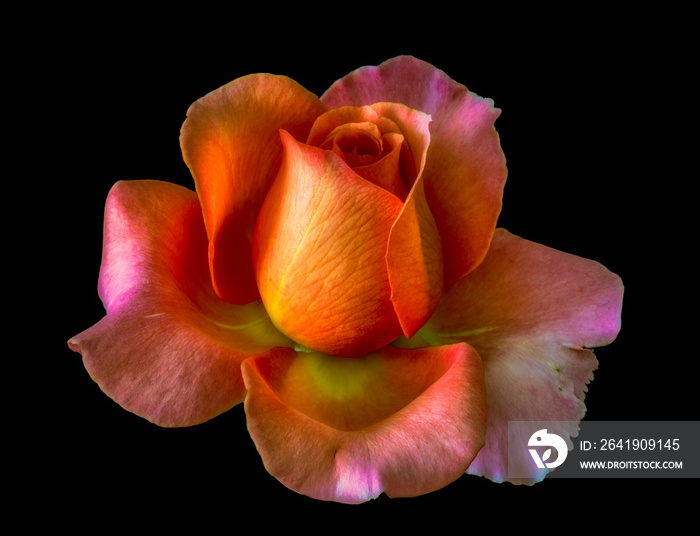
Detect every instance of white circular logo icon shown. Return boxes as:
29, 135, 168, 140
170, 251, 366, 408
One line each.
528, 429, 568, 469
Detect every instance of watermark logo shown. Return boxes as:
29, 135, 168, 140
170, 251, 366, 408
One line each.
528, 429, 568, 469
509, 421, 697, 479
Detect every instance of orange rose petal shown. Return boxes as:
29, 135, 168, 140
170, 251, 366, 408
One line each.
68, 180, 293, 427
387, 176, 444, 338
253, 131, 404, 357
400, 229, 623, 482
322, 56, 507, 284
374, 102, 444, 338
180, 74, 327, 305
241, 343, 486, 503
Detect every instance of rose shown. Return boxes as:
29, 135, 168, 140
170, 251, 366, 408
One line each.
68, 56, 623, 503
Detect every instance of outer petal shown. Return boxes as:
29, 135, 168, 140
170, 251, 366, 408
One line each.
398, 229, 623, 482
322, 56, 507, 284
241, 343, 487, 503
253, 131, 404, 357
180, 74, 327, 305
68, 180, 293, 427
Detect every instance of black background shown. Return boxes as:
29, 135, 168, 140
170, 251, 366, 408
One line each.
27, 8, 695, 528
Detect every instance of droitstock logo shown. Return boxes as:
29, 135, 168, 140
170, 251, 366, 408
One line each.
508, 422, 576, 478
528, 429, 569, 469
510, 421, 699, 479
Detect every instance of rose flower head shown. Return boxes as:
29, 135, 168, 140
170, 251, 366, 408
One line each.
68, 56, 623, 503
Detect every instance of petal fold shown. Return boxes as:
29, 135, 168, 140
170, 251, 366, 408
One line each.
375, 102, 444, 338
399, 229, 623, 482
68, 180, 292, 427
242, 343, 487, 503
180, 74, 327, 305
322, 56, 507, 284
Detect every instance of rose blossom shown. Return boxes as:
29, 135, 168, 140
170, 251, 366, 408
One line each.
68, 56, 623, 503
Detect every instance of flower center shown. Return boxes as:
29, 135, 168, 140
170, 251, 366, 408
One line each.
336, 130, 382, 156
320, 122, 384, 159
306, 105, 414, 201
